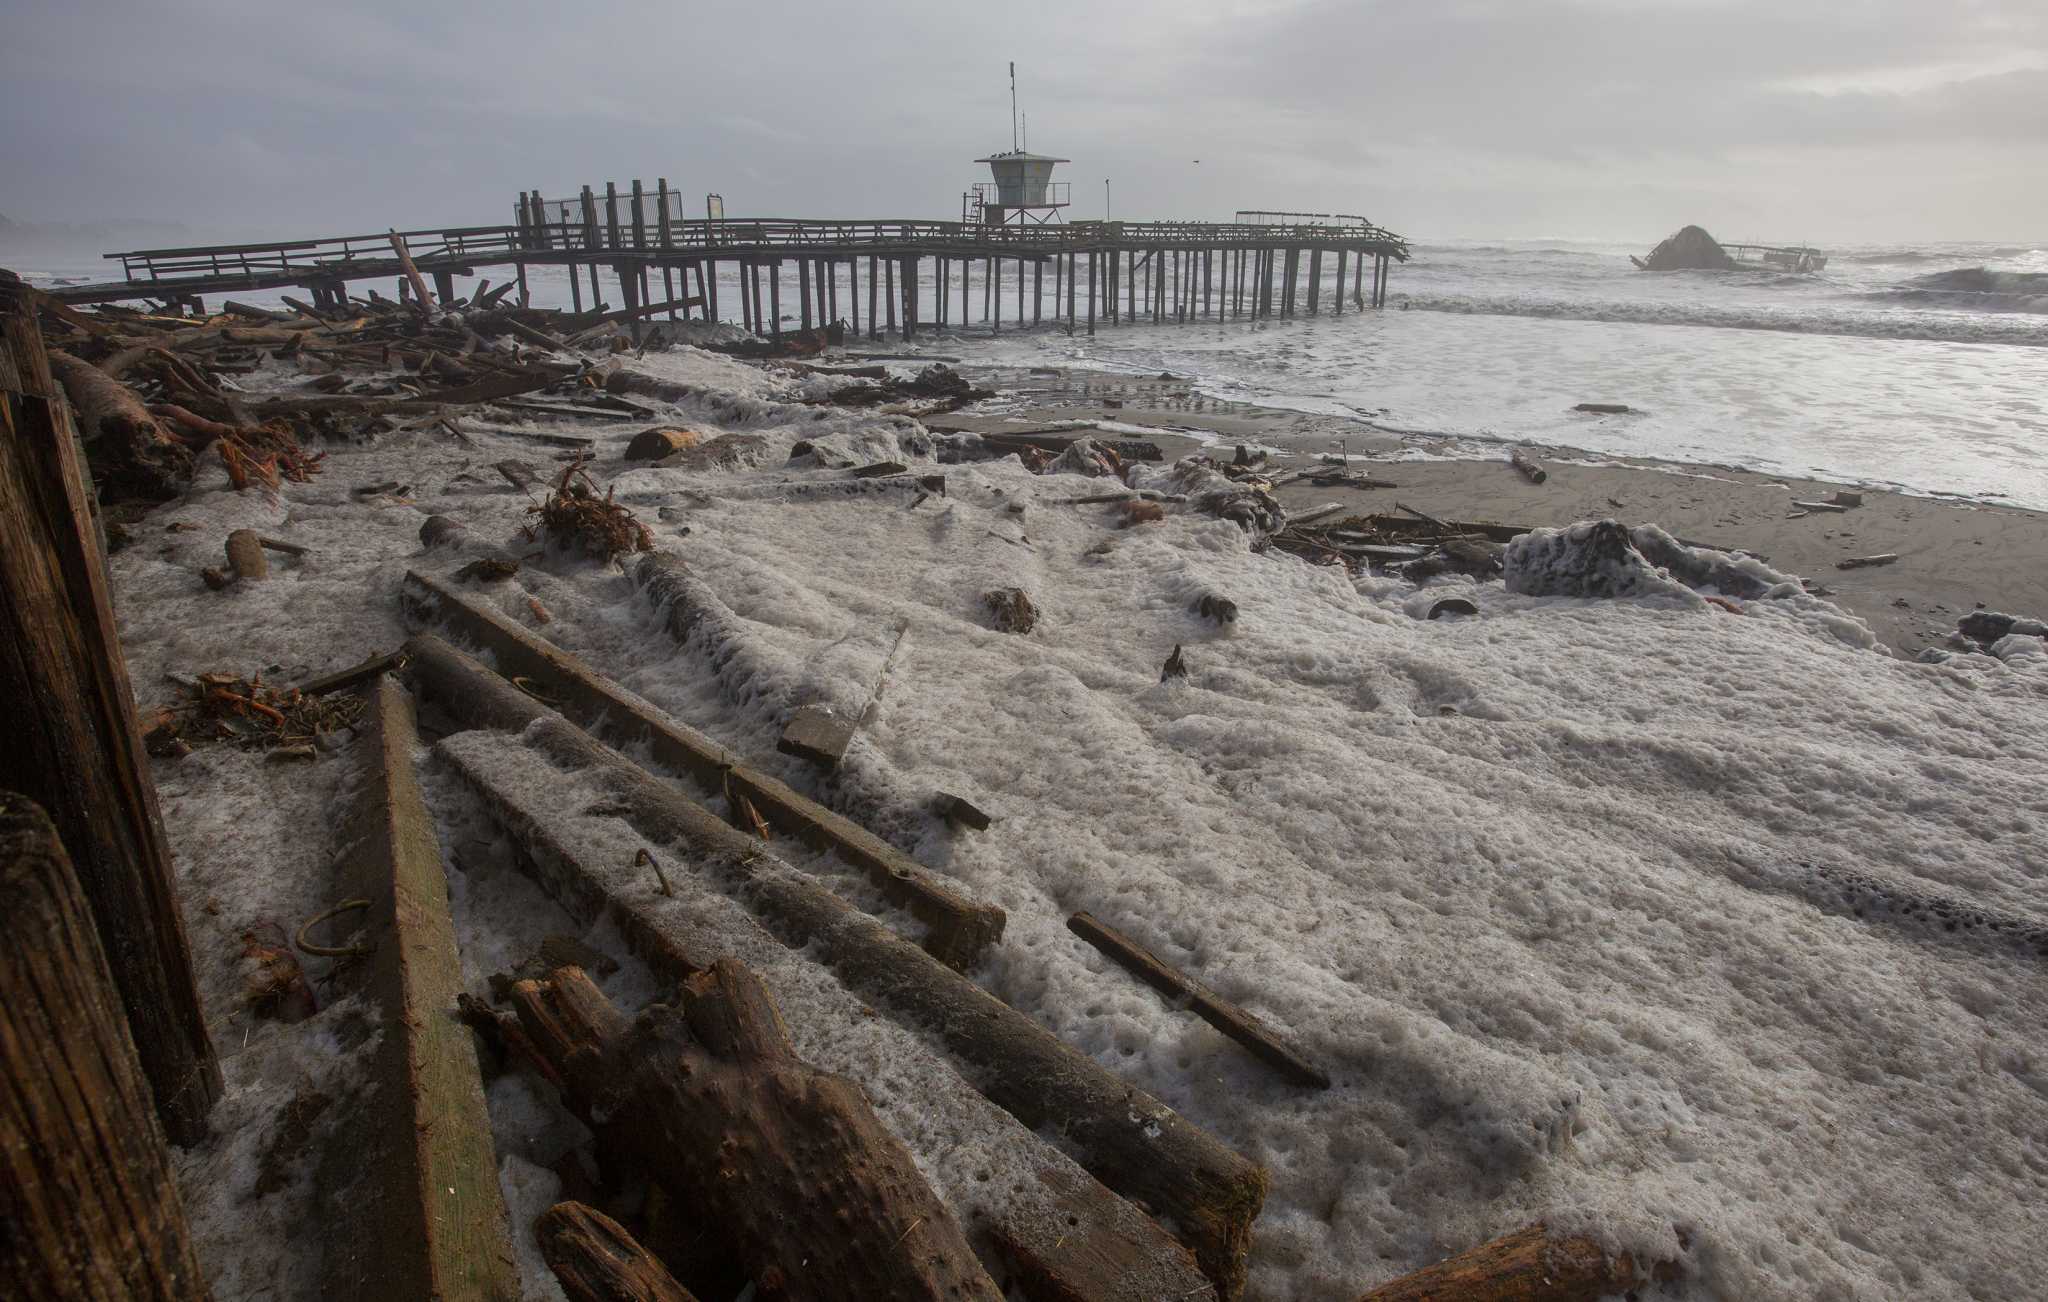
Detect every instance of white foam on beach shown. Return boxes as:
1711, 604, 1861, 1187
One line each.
108, 341, 2048, 1301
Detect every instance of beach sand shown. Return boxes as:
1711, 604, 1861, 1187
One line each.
939, 363, 2048, 655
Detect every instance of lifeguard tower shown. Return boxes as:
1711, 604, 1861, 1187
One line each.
965, 65, 1070, 226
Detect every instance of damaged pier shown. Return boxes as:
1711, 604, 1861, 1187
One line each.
54, 181, 1408, 343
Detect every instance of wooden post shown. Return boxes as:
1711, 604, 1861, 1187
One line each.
1066, 253, 1077, 331
870, 255, 881, 338
903, 256, 918, 341
1334, 248, 1346, 315
961, 254, 971, 327
798, 258, 812, 331
1355, 249, 1366, 308
605, 181, 621, 249
1016, 249, 1024, 324
618, 266, 643, 346
884, 257, 896, 336
570, 262, 583, 313
1308, 248, 1322, 315
847, 256, 858, 335
1204, 247, 1213, 318
704, 260, 718, 324
630, 179, 645, 250
0, 279, 220, 1146
588, 260, 603, 313
580, 186, 599, 249
656, 178, 672, 250
516, 261, 529, 309
768, 260, 782, 339
1086, 249, 1096, 336
0, 792, 209, 1300
1033, 257, 1042, 325
992, 256, 1001, 333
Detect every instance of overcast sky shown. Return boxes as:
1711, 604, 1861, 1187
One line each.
3, 0, 2043, 245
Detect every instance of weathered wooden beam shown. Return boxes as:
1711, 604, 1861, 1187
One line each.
1354, 1223, 1673, 1302
0, 282, 220, 1145
1068, 912, 1329, 1089
320, 676, 519, 1301
388, 229, 434, 307
0, 792, 208, 1300
399, 568, 1005, 970
408, 635, 1265, 1298
432, 720, 1221, 1302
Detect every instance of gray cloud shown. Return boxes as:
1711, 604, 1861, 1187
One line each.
1, 0, 2042, 245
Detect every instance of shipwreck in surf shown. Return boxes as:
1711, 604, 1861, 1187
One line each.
1632, 224, 1827, 273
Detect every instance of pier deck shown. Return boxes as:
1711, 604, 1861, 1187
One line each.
50, 182, 1409, 341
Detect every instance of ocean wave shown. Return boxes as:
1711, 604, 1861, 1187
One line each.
1902, 267, 2048, 294
1399, 292, 2048, 345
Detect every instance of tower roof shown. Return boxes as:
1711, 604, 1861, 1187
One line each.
975, 151, 1069, 164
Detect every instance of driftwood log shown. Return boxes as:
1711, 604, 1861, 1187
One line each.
1, 282, 221, 1144
1068, 912, 1329, 1089
47, 348, 193, 501
0, 792, 208, 1300
1356, 1223, 1673, 1301
537, 1202, 701, 1302
408, 635, 1262, 1297
400, 569, 1005, 970
1509, 449, 1547, 485
513, 961, 1004, 1302
224, 528, 269, 580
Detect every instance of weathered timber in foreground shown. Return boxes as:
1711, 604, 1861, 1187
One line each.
514, 963, 1004, 1302
46, 347, 193, 502
400, 569, 1004, 969
1068, 912, 1330, 1090
0, 793, 208, 1301
319, 677, 519, 1301
537, 1203, 702, 1302
435, 733, 1216, 1302
410, 636, 1262, 1298
224, 527, 268, 580
1356, 1223, 1674, 1302
0, 280, 221, 1144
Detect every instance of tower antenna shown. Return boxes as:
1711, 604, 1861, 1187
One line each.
1010, 62, 1019, 153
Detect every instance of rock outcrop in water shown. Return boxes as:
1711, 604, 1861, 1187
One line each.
1633, 225, 1736, 271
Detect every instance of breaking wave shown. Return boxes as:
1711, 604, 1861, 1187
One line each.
1864, 267, 2048, 315
1399, 292, 2048, 345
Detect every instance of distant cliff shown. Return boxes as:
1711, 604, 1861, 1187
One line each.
1634, 225, 1736, 271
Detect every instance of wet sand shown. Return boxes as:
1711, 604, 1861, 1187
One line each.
947, 364, 2048, 656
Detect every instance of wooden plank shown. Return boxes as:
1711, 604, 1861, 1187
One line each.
1354, 1223, 1673, 1301
388, 229, 434, 307
400, 568, 1006, 971
1067, 912, 1330, 1089
320, 676, 520, 1301
0, 279, 220, 1145
411, 635, 1265, 1299
0, 792, 208, 1300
